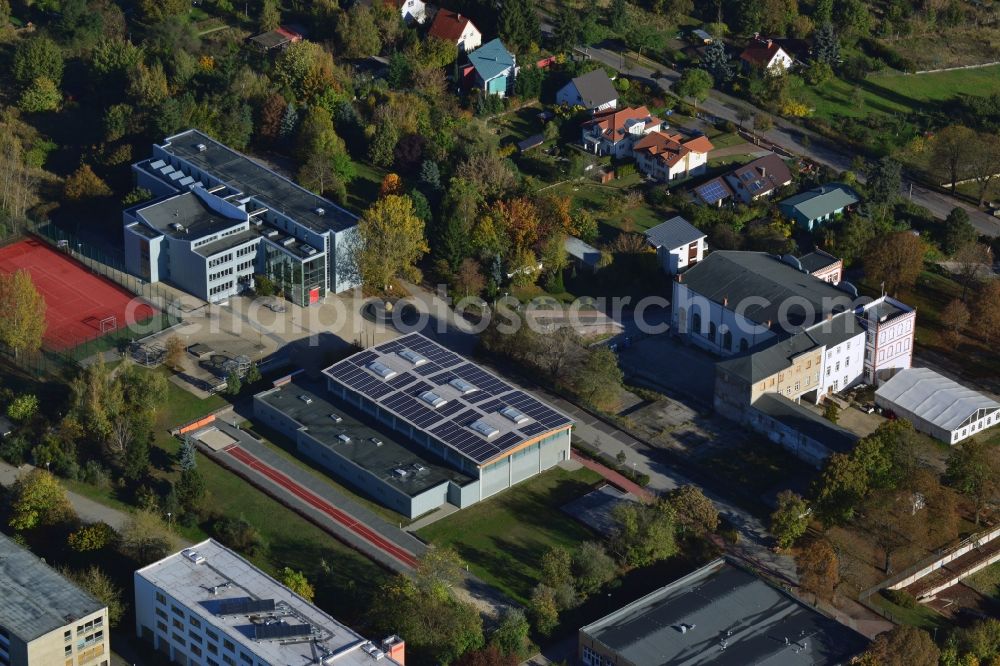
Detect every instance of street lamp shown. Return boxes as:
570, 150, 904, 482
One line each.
45, 461, 50, 473
166, 512, 173, 528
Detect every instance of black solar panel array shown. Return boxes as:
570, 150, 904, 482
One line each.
253, 622, 313, 640
217, 598, 276, 616
323, 334, 573, 464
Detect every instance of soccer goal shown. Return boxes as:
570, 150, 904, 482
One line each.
99, 315, 118, 335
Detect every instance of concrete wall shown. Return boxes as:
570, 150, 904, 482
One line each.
888, 526, 1000, 594
746, 406, 831, 468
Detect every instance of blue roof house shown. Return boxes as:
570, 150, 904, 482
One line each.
779, 183, 860, 231
466, 38, 517, 97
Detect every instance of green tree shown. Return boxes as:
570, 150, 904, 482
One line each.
666, 485, 719, 535
225, 370, 242, 395
675, 68, 713, 112
337, 4, 382, 58
212, 516, 263, 556
138, 0, 189, 23
609, 0, 630, 34
415, 547, 465, 594
813, 22, 840, 65
9, 469, 76, 531
500, 0, 539, 53
770, 490, 810, 549
7, 394, 39, 422
624, 10, 666, 57
931, 126, 976, 195
528, 584, 560, 635
13, 36, 64, 87
941, 207, 978, 256
700, 39, 733, 84
864, 156, 902, 222
18, 77, 61, 112
68, 522, 118, 553
955, 618, 1000, 663
946, 438, 1000, 526
0, 270, 46, 358
540, 546, 574, 587
812, 452, 868, 525
357, 194, 429, 290
610, 499, 677, 567
823, 402, 840, 423
572, 541, 618, 595
571, 347, 623, 410
552, 5, 582, 54
259, 0, 281, 31
491, 607, 530, 657
175, 468, 205, 513
280, 567, 315, 601
65, 566, 124, 627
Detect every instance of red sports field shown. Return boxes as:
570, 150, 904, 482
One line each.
0, 238, 157, 351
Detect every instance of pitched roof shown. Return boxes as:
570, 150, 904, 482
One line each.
694, 176, 734, 205
428, 8, 476, 42
780, 183, 860, 221
644, 215, 705, 250
876, 368, 1000, 432
798, 249, 841, 274
566, 69, 618, 108
564, 236, 601, 267
679, 251, 855, 330
727, 153, 792, 196
467, 38, 515, 81
0, 532, 105, 643
740, 40, 789, 67
633, 131, 714, 167
581, 106, 659, 144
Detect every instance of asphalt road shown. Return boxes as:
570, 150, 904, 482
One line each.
580, 45, 1000, 237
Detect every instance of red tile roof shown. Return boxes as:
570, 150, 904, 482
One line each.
428, 9, 475, 42
633, 131, 714, 167
582, 106, 660, 143
740, 40, 786, 67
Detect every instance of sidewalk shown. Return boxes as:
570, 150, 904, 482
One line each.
570, 451, 654, 501
0, 461, 131, 531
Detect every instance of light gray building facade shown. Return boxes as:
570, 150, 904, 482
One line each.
124, 129, 359, 306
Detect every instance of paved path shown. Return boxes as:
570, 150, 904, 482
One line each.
195, 422, 426, 572
0, 462, 131, 531
571, 451, 654, 501
580, 44, 1000, 237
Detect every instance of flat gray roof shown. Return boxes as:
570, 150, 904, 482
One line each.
797, 250, 839, 274
258, 379, 474, 496
753, 393, 859, 454
581, 558, 868, 665
876, 367, 1000, 432
0, 532, 105, 642
137, 191, 245, 240
137, 539, 400, 666
160, 129, 357, 235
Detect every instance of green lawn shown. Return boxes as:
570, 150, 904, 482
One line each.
492, 104, 543, 145
965, 561, 1000, 601
870, 593, 948, 630
869, 64, 1000, 103
417, 466, 603, 604
547, 178, 663, 238
346, 162, 388, 215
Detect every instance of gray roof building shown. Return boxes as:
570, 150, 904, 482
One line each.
753, 393, 859, 455
0, 531, 106, 644
679, 251, 855, 331
779, 184, 860, 230
797, 250, 840, 275
645, 216, 705, 251
579, 558, 867, 666
558, 69, 618, 111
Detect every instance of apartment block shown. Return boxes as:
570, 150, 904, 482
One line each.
0, 532, 109, 666
135, 540, 404, 666
124, 129, 359, 306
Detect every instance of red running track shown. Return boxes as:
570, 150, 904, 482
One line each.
224, 445, 419, 569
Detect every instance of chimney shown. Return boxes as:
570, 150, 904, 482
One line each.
677, 273, 684, 283
760, 166, 766, 177
723, 296, 728, 307
382, 636, 405, 665
767, 39, 773, 48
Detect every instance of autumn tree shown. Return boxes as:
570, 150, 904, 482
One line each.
164, 335, 185, 371
974, 280, 1000, 342
795, 537, 839, 601
68, 522, 117, 552
770, 490, 810, 549
856, 626, 939, 666
946, 438, 1000, 526
280, 567, 315, 601
357, 195, 429, 291
813, 452, 868, 525
968, 132, 1000, 206
952, 241, 993, 301
64, 566, 124, 626
863, 231, 925, 295
528, 584, 559, 636
666, 485, 719, 535
941, 299, 970, 337
0, 270, 46, 358
860, 489, 923, 573
379, 173, 403, 198
490, 607, 530, 657
931, 125, 976, 194
454, 258, 485, 298
119, 510, 179, 564
64, 164, 112, 200
9, 469, 76, 531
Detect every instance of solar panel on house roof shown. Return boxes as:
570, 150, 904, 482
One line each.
698, 180, 729, 202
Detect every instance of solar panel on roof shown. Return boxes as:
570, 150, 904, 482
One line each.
253, 622, 313, 640
217, 598, 276, 616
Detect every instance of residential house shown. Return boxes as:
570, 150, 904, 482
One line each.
779, 183, 860, 230
691, 28, 714, 44
579, 106, 662, 158
556, 69, 618, 114
632, 131, 714, 182
359, 0, 426, 23
564, 236, 602, 273
0, 531, 110, 666
427, 9, 482, 53
465, 39, 517, 97
875, 368, 999, 445
644, 215, 706, 274
797, 249, 842, 283
739, 37, 794, 73
247, 26, 302, 52
859, 295, 916, 385
723, 153, 792, 203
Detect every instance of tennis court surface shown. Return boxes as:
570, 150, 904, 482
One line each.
0, 238, 157, 351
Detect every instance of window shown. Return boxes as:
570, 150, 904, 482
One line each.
189, 617, 201, 629
208, 660, 220, 666
692, 312, 701, 335
65, 630, 72, 641
171, 605, 184, 617
708, 322, 716, 342
172, 619, 183, 630
845, 357, 850, 367
835, 361, 840, 371
155, 608, 167, 620
207, 629, 219, 641
65, 645, 72, 656
723, 330, 733, 351
172, 633, 186, 647
189, 630, 202, 644
240, 652, 253, 664
156, 592, 166, 605
224, 639, 235, 652
208, 644, 219, 655
157, 621, 167, 633
223, 657, 235, 666
794, 382, 800, 392
740, 339, 749, 352
191, 645, 202, 657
